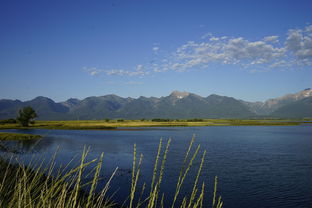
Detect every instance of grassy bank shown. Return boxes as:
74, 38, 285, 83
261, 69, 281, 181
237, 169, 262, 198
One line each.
0, 118, 309, 130
0, 138, 223, 208
0, 132, 42, 140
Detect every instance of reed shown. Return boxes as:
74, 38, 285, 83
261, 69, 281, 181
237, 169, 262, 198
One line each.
0, 137, 222, 208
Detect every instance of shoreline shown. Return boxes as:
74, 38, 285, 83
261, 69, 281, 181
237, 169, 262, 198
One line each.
0, 119, 311, 131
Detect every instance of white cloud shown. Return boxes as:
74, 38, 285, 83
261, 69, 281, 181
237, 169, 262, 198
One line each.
225, 38, 285, 64
170, 36, 286, 70
164, 24, 312, 71
84, 67, 103, 76
269, 60, 289, 68
90, 71, 100, 76
152, 46, 159, 52
201, 32, 213, 39
84, 66, 149, 77
136, 64, 144, 71
263, 35, 279, 43
105, 68, 149, 76
209, 37, 219, 41
305, 25, 312, 33
86, 24, 312, 77
285, 27, 312, 65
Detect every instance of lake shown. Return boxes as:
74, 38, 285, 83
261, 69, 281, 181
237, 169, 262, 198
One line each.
1, 126, 312, 208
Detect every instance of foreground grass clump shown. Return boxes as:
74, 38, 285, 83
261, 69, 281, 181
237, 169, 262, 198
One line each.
0, 149, 116, 208
0, 132, 42, 140
0, 138, 223, 208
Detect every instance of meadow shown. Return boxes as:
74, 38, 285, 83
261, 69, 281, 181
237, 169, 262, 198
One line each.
0, 119, 307, 131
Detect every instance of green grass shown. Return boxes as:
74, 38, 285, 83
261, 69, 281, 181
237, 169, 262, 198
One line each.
0, 118, 308, 131
0, 138, 223, 208
0, 132, 42, 140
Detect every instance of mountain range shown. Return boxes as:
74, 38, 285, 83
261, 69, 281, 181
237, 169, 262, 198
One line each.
1, 89, 312, 120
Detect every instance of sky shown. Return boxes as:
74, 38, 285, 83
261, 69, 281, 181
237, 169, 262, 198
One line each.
0, 0, 312, 102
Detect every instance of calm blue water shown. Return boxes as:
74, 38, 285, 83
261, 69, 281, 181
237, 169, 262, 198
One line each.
1, 126, 312, 208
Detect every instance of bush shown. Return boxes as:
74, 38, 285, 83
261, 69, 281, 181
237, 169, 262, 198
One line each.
151, 118, 172, 122
186, 118, 204, 122
0, 118, 17, 125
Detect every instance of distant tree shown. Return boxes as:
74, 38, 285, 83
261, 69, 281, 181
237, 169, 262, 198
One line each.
17, 106, 37, 127
104, 118, 110, 122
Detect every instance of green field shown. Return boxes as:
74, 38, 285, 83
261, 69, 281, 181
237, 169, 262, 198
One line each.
0, 119, 310, 130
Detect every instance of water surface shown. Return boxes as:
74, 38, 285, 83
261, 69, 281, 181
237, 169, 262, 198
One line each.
1, 126, 311, 208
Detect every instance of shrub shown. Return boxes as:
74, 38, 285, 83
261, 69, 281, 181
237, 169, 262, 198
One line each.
151, 118, 172, 122
0, 118, 17, 125
187, 118, 204, 122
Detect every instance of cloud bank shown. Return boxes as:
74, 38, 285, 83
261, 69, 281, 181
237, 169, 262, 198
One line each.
85, 24, 312, 77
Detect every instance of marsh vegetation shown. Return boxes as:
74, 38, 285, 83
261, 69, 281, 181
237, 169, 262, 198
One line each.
0, 132, 42, 141
0, 138, 222, 208
0, 118, 307, 131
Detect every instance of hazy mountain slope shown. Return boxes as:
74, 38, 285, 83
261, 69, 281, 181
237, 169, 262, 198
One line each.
0, 97, 69, 120
116, 92, 255, 119
65, 95, 130, 120
270, 97, 312, 118
242, 88, 312, 115
23, 96, 70, 120
0, 99, 23, 119
205, 95, 255, 118
0, 89, 311, 120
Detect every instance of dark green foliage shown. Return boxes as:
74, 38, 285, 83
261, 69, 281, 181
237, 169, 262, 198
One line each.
0, 118, 16, 124
104, 118, 110, 122
16, 106, 37, 127
151, 118, 172, 122
187, 118, 204, 122
117, 119, 124, 122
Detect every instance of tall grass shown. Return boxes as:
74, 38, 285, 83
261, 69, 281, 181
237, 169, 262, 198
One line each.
0, 138, 222, 208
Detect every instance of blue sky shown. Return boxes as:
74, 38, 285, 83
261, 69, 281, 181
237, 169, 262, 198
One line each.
1, 0, 312, 102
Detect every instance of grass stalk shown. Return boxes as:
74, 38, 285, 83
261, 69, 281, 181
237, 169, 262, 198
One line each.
0, 137, 222, 208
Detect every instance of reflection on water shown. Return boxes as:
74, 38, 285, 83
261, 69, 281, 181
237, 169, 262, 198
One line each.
0, 137, 54, 154
0, 126, 312, 208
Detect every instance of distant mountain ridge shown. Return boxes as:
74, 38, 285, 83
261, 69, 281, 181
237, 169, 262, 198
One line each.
1, 89, 311, 120
242, 88, 312, 116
